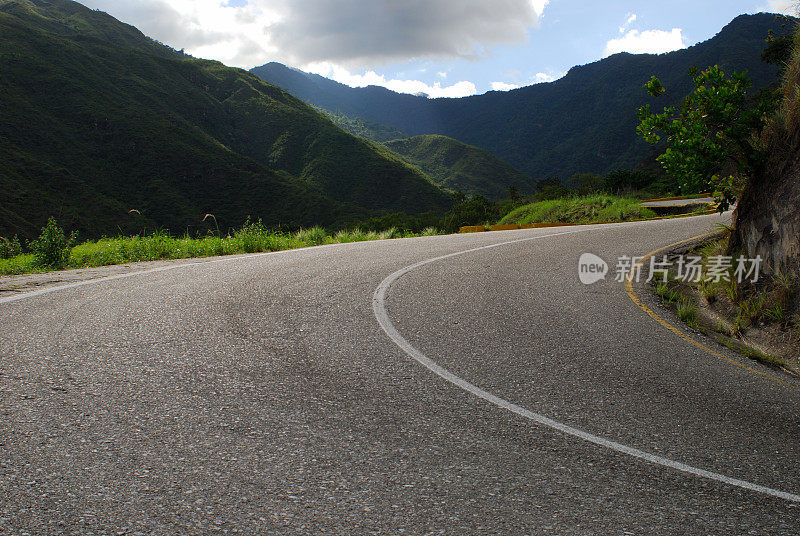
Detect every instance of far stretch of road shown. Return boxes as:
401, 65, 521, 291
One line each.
1, 212, 798, 535
640, 197, 715, 207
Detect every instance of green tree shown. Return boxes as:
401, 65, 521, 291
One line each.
636, 66, 771, 210
0, 235, 23, 259
604, 169, 659, 194
439, 195, 501, 232
566, 173, 606, 195
31, 218, 77, 269
535, 177, 562, 191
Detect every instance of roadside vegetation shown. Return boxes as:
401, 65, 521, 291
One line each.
652, 231, 799, 373
499, 195, 657, 226
0, 219, 439, 276
636, 17, 800, 370
0, 165, 714, 276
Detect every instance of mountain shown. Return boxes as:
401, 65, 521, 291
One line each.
252, 13, 792, 180
313, 106, 408, 142
308, 107, 531, 199
383, 135, 536, 199
0, 0, 451, 239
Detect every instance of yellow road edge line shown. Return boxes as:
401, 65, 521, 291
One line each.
624, 232, 800, 392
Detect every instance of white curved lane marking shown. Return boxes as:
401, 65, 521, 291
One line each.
372, 230, 800, 503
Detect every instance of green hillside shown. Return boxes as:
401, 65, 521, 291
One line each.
0, 0, 451, 239
383, 135, 536, 199
314, 106, 408, 142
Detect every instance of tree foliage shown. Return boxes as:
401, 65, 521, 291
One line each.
31, 218, 77, 269
636, 66, 772, 209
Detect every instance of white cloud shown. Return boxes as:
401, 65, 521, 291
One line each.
306, 62, 477, 98
762, 0, 799, 15
491, 81, 520, 91
532, 71, 562, 83
80, 0, 550, 69
619, 13, 637, 33
268, 0, 549, 66
438, 71, 448, 79
530, 0, 550, 18
491, 70, 563, 91
80, 0, 282, 68
604, 28, 687, 57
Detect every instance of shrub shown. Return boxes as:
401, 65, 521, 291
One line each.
0, 235, 23, 259
295, 226, 329, 246
30, 217, 77, 269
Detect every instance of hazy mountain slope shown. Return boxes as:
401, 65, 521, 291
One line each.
0, 0, 451, 239
252, 14, 790, 179
383, 135, 536, 199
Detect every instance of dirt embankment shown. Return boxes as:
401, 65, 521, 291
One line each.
731, 154, 800, 278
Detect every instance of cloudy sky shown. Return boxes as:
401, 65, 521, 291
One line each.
81, 0, 797, 97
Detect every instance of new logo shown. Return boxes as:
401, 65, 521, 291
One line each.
578, 253, 608, 285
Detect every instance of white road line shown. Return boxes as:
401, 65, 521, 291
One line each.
372, 230, 800, 504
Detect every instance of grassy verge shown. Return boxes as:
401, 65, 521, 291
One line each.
651, 232, 799, 374
0, 254, 38, 276
499, 195, 657, 226
0, 222, 440, 276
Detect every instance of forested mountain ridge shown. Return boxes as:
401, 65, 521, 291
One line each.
0, 0, 451, 239
313, 106, 409, 142
383, 135, 537, 199
308, 106, 536, 199
252, 13, 792, 179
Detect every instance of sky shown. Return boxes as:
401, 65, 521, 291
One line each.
80, 0, 798, 98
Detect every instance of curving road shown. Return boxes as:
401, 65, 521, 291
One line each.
2, 213, 799, 535
640, 197, 715, 207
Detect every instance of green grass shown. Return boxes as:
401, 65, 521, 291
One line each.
763, 302, 788, 324
677, 298, 697, 326
498, 195, 657, 226
655, 281, 682, 305
0, 254, 38, 275
0, 223, 442, 275
743, 347, 788, 367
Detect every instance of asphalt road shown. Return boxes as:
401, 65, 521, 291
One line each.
2, 213, 799, 535
640, 197, 714, 207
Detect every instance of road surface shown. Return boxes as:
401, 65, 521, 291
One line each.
640, 197, 715, 207
2, 213, 799, 535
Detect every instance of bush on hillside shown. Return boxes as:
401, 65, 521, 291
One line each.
31, 218, 76, 269
0, 235, 23, 259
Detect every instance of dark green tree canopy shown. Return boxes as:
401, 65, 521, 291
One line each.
636, 65, 773, 208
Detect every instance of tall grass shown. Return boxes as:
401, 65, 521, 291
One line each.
0, 254, 37, 275
1, 221, 442, 276
759, 29, 800, 176
499, 194, 657, 225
